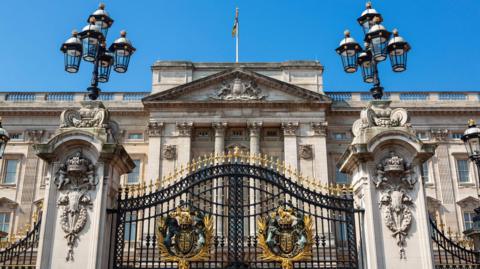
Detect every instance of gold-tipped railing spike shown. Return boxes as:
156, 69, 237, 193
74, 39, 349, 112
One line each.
447, 227, 452, 238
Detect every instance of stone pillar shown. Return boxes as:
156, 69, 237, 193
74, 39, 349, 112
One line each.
338, 100, 437, 269
176, 122, 193, 168
34, 101, 134, 269
212, 122, 227, 155
147, 121, 163, 183
310, 122, 329, 185
17, 130, 44, 227
248, 122, 262, 155
282, 122, 299, 175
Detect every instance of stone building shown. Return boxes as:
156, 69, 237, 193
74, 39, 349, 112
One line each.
0, 60, 478, 239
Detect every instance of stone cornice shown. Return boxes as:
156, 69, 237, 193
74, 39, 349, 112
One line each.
143, 68, 331, 104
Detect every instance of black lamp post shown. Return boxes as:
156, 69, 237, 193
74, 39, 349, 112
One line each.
0, 117, 10, 159
462, 120, 480, 251
335, 2, 410, 100
60, 3, 136, 100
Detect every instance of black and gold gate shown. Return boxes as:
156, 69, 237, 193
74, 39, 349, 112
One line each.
109, 149, 363, 269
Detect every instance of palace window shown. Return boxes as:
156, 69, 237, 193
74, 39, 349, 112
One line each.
229, 129, 245, 138
128, 133, 143, 140
333, 132, 348, 141
464, 212, 474, 230
456, 159, 470, 183
195, 129, 210, 138
449, 132, 463, 140
9, 133, 24, 141
416, 131, 429, 140
127, 160, 141, 184
335, 168, 349, 184
0, 213, 10, 237
421, 162, 430, 183
3, 159, 19, 185
124, 212, 137, 241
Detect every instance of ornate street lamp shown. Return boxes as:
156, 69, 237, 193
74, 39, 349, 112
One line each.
60, 3, 136, 100
462, 119, 480, 170
335, 2, 411, 100
0, 117, 10, 159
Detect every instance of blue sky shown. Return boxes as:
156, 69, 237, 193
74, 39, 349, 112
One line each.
0, 0, 478, 93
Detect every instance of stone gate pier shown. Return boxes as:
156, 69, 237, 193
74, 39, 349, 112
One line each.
33, 101, 134, 269
338, 100, 438, 269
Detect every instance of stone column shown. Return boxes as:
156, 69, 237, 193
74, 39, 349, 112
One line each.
248, 122, 262, 155
338, 100, 437, 269
311, 122, 329, 185
248, 122, 262, 235
34, 101, 134, 269
212, 122, 227, 155
16, 130, 44, 227
282, 122, 299, 177
147, 121, 163, 183
176, 122, 193, 168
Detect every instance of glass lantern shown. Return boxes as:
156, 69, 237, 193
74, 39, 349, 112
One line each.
79, 18, 104, 62
462, 119, 480, 165
357, 2, 383, 34
0, 118, 10, 159
60, 31, 83, 73
88, 3, 114, 38
98, 51, 114, 83
357, 49, 375, 83
364, 18, 391, 62
335, 30, 362, 73
387, 29, 411, 72
109, 31, 136, 73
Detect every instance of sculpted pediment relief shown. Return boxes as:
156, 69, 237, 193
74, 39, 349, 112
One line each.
143, 69, 330, 104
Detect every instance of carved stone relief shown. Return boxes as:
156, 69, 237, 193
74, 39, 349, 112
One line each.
282, 122, 299, 136
430, 129, 449, 141
210, 78, 267, 100
163, 145, 177, 160
54, 151, 97, 261
176, 122, 193, 137
298, 145, 313, 160
352, 101, 411, 137
248, 122, 263, 137
60, 101, 109, 128
373, 151, 416, 259
148, 121, 164, 137
26, 129, 45, 143
311, 122, 328, 136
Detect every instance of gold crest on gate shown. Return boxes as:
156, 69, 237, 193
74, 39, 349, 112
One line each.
156, 201, 213, 269
258, 201, 313, 269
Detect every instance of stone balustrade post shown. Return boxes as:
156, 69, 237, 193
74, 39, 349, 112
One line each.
338, 100, 437, 269
33, 101, 135, 269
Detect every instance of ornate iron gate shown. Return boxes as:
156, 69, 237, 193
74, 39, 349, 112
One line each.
109, 150, 361, 269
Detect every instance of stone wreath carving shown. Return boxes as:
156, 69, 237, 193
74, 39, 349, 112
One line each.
163, 145, 177, 160
54, 151, 97, 261
298, 145, 313, 160
60, 101, 109, 128
352, 100, 410, 137
210, 78, 267, 100
374, 151, 416, 259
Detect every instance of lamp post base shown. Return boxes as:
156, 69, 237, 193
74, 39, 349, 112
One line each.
370, 85, 384, 100
87, 86, 101, 100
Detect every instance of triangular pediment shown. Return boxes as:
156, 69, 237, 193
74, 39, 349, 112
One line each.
143, 68, 330, 105
457, 196, 480, 208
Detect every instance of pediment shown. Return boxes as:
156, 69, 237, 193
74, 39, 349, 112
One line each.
0, 197, 18, 209
457, 196, 480, 209
143, 68, 330, 105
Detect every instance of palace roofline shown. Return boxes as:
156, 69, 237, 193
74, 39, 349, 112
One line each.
151, 60, 324, 71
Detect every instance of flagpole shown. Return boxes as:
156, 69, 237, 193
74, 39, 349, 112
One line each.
235, 7, 239, 63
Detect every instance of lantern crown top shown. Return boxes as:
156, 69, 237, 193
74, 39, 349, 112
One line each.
113, 30, 132, 45
463, 119, 480, 137
93, 3, 109, 16
339, 29, 359, 46
468, 119, 477, 128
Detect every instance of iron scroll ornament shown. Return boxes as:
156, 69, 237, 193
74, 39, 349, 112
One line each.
156, 201, 214, 269
258, 202, 313, 269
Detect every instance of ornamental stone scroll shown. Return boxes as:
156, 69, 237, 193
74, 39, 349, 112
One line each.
54, 151, 97, 261
374, 151, 416, 259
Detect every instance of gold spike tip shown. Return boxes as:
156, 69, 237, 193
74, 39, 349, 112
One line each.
468, 119, 476, 127
366, 1, 372, 8
373, 16, 381, 24
120, 30, 127, 37
71, 30, 78, 36
344, 29, 350, 37
99, 3, 106, 9
89, 17, 97, 24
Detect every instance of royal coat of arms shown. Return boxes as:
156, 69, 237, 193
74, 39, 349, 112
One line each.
258, 202, 313, 269
156, 201, 213, 269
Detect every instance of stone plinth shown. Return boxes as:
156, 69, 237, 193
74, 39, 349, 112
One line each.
338, 100, 437, 269
33, 102, 135, 269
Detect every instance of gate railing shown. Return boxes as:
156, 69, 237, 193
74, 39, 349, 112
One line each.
0, 217, 41, 268
108, 148, 363, 269
430, 216, 480, 268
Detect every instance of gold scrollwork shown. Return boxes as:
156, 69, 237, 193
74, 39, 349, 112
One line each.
156, 201, 213, 269
258, 202, 313, 269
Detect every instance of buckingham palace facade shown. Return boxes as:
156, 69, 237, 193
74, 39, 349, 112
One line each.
0, 60, 478, 242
